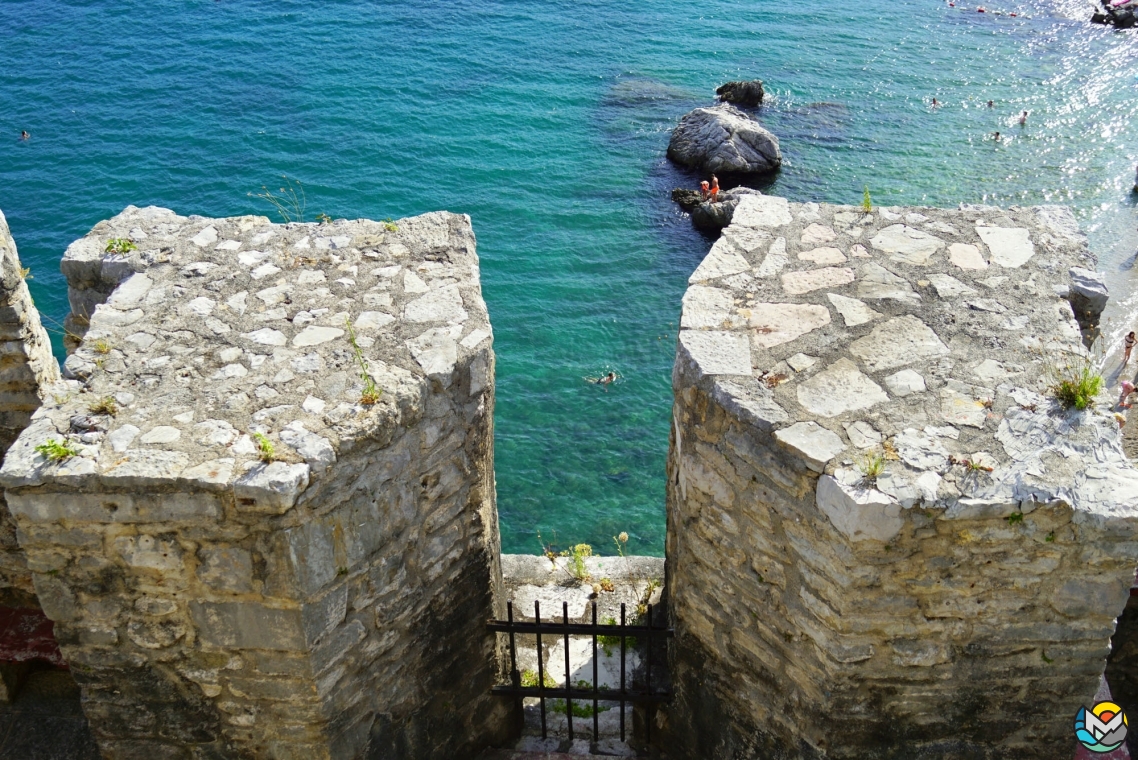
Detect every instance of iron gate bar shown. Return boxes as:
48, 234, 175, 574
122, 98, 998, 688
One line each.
591, 602, 599, 741
536, 601, 546, 739
620, 603, 626, 742
563, 601, 572, 740
487, 621, 674, 636
491, 599, 675, 745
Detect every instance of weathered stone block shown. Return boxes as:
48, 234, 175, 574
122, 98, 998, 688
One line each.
665, 198, 1138, 759
2, 207, 510, 759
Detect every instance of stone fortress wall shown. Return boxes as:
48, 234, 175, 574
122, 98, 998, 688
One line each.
0, 196, 1135, 759
661, 195, 1138, 759
0, 206, 510, 758
0, 211, 60, 604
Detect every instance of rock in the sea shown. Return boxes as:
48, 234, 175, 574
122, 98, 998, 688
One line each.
667, 104, 781, 176
672, 187, 764, 232
716, 80, 765, 107
671, 188, 704, 211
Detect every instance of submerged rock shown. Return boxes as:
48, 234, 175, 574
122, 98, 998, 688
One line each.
667, 104, 781, 176
716, 79, 765, 107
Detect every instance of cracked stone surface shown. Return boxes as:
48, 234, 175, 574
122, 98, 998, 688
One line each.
0, 206, 510, 758
667, 195, 1138, 760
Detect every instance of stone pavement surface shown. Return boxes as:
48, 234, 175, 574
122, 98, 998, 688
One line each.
0, 669, 100, 759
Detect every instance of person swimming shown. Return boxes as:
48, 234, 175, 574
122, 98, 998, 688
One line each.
1018, 110, 1027, 125
19, 131, 29, 140
987, 100, 994, 108
931, 98, 939, 107
586, 371, 618, 386
993, 131, 1001, 141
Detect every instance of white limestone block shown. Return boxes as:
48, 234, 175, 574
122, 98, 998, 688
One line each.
403, 285, 468, 324
826, 293, 880, 327
797, 358, 889, 418
781, 267, 855, 295
679, 331, 751, 376
680, 286, 735, 329
844, 420, 882, 449
948, 243, 988, 270
816, 474, 903, 542
927, 273, 977, 298
774, 421, 845, 472
849, 316, 949, 372
732, 194, 792, 229
884, 369, 926, 397
976, 226, 1034, 268
800, 224, 837, 245
689, 239, 751, 283
857, 263, 919, 304
754, 237, 788, 278
744, 303, 831, 348
869, 225, 945, 265
798, 247, 846, 265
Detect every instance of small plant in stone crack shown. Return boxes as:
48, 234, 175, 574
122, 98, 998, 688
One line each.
18, 266, 31, 280
344, 318, 382, 405
104, 238, 137, 254
87, 397, 117, 417
949, 454, 993, 474
248, 174, 306, 223
862, 185, 873, 214
315, 212, 333, 224
637, 578, 662, 618
1045, 530, 1056, 543
598, 617, 636, 656
1041, 342, 1103, 411
563, 543, 593, 582
252, 432, 275, 463
519, 669, 557, 689
92, 338, 112, 355
1006, 512, 1024, 525
857, 450, 886, 486
613, 531, 629, 557
35, 438, 80, 461
537, 530, 561, 568
383, 218, 398, 232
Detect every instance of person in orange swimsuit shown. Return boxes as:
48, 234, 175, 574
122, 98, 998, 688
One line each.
710, 175, 720, 202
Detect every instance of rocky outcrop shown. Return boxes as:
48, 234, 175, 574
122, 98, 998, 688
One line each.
715, 80, 765, 108
672, 187, 764, 232
667, 104, 781, 176
1067, 266, 1108, 329
662, 196, 1138, 759
2, 206, 511, 759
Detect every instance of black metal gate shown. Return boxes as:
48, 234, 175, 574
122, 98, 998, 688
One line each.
489, 599, 673, 745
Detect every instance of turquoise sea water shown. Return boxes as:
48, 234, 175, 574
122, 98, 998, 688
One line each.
3, 0, 1138, 555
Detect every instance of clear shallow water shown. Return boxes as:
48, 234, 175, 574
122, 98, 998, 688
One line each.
3, 0, 1138, 555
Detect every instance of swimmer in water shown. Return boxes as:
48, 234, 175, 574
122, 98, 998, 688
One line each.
987, 100, 994, 108
993, 131, 1001, 141
585, 371, 618, 387
20, 131, 29, 140
1018, 110, 1027, 125
931, 98, 939, 107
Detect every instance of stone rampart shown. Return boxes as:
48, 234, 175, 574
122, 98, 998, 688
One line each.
0, 211, 60, 602
0, 206, 510, 758
662, 196, 1138, 759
